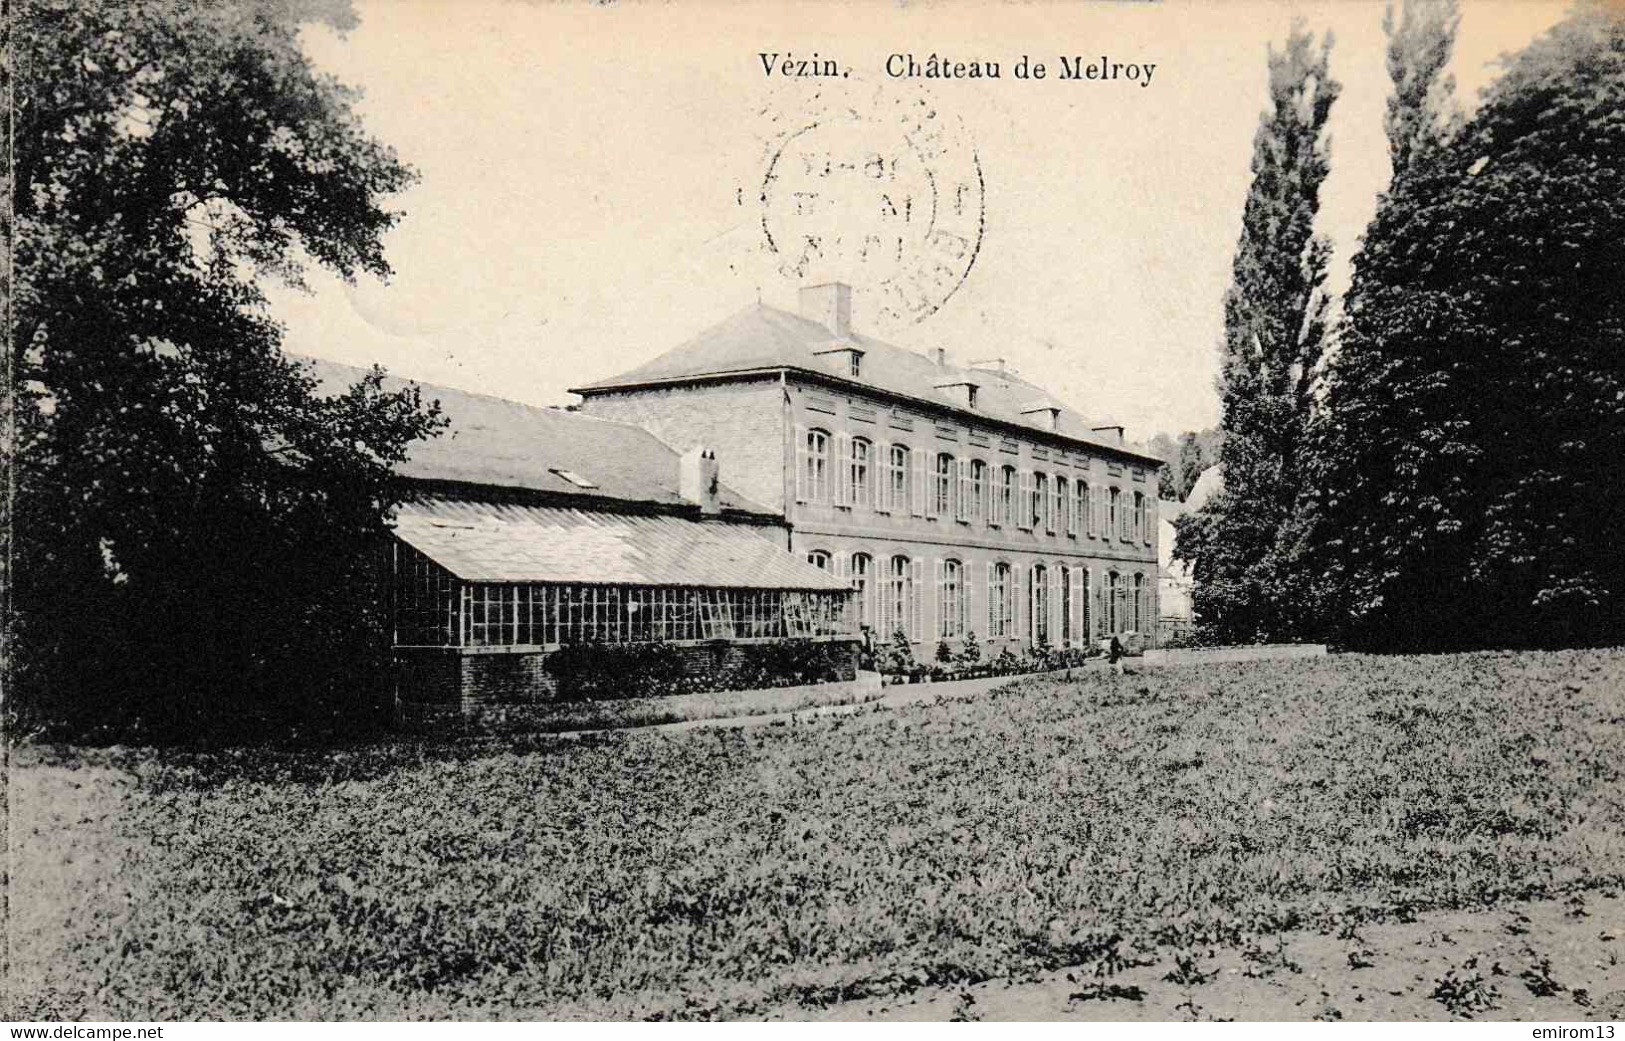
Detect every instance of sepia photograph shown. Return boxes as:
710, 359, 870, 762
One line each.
3, 0, 1623, 1026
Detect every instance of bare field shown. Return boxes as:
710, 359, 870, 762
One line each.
7, 649, 1624, 1020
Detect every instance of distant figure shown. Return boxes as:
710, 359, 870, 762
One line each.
1108, 634, 1127, 676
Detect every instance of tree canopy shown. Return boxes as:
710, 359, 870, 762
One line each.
1309, 2, 1625, 649
10, 0, 443, 737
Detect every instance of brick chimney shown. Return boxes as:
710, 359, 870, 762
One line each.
680, 446, 721, 515
799, 282, 852, 338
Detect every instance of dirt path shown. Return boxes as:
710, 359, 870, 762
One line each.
789, 891, 1625, 1022
546, 666, 1097, 739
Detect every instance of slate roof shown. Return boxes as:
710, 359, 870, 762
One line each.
571, 303, 1161, 462
394, 497, 849, 590
301, 358, 770, 513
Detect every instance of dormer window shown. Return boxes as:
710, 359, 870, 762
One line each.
935, 380, 980, 411
812, 343, 866, 381
1021, 402, 1062, 432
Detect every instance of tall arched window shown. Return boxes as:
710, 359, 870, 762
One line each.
935, 453, 955, 517
1032, 472, 1049, 530
807, 550, 832, 570
1108, 487, 1121, 539
999, 466, 1017, 527
1075, 479, 1089, 537
939, 559, 966, 639
851, 552, 872, 630
805, 429, 831, 502
970, 459, 987, 523
1056, 476, 1070, 535
1031, 563, 1049, 644
1133, 490, 1146, 542
850, 438, 872, 508
1107, 570, 1122, 633
1133, 572, 1147, 632
885, 554, 912, 639
888, 445, 911, 513
989, 562, 1012, 637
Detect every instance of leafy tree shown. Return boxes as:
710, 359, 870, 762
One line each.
10, 0, 443, 738
1177, 22, 1340, 644
1149, 429, 1222, 502
1310, 3, 1625, 649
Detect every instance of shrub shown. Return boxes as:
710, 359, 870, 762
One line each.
545, 639, 692, 700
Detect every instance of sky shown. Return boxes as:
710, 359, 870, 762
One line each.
267, 0, 1569, 441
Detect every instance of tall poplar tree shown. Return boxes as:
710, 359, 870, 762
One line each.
1382, 0, 1461, 178
1176, 22, 1340, 644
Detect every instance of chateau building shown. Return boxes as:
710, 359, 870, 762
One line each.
573, 283, 1163, 656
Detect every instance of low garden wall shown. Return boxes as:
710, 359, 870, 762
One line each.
394, 637, 861, 728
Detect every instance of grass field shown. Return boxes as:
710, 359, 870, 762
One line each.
8, 649, 1625, 1020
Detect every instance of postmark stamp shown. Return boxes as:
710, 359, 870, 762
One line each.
745, 86, 984, 329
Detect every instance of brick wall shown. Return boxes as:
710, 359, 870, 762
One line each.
394, 639, 860, 727
577, 379, 786, 513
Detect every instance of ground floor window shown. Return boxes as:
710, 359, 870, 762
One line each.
851, 552, 872, 630
1031, 564, 1049, 645
883, 554, 913, 640
1108, 570, 1122, 634
939, 559, 966, 639
989, 562, 1012, 638
1060, 565, 1072, 644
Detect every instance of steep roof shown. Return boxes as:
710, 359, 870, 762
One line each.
395, 497, 847, 590
301, 357, 770, 514
571, 303, 1160, 463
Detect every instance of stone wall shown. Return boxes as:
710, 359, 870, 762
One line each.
394, 638, 861, 728
578, 378, 787, 514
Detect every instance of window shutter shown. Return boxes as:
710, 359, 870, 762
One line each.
911, 449, 926, 517
876, 441, 891, 513
1094, 486, 1105, 536
911, 559, 925, 641
1048, 482, 1060, 534
838, 552, 851, 580
1070, 566, 1084, 643
835, 434, 850, 506
956, 459, 970, 522
985, 561, 996, 636
1018, 471, 1033, 530
794, 424, 809, 503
